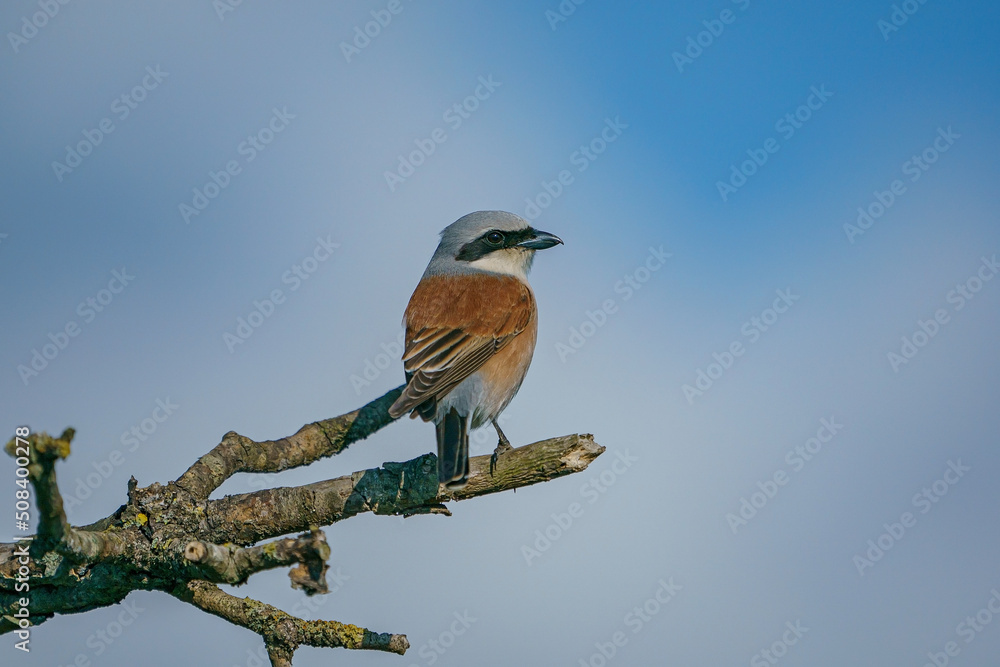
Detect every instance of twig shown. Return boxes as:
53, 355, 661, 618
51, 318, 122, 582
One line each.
183, 529, 330, 593
171, 580, 409, 663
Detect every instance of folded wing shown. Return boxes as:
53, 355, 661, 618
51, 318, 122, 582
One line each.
388, 273, 535, 420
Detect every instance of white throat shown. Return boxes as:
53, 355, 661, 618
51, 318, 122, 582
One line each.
467, 248, 533, 281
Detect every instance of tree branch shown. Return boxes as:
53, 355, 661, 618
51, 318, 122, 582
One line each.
205, 434, 605, 546
4, 429, 128, 563
183, 529, 331, 593
2, 391, 604, 664
175, 386, 403, 499
171, 579, 408, 663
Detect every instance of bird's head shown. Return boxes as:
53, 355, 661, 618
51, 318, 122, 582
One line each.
430, 210, 563, 280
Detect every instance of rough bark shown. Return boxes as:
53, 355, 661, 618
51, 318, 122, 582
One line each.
1, 386, 604, 665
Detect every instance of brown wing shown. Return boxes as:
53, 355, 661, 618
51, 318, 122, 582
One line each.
388, 273, 535, 419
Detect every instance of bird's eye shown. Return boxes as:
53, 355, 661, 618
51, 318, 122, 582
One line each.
486, 231, 504, 245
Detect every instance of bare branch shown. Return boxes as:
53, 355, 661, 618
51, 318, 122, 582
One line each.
267, 644, 293, 667
205, 434, 605, 545
1, 556, 151, 632
183, 529, 331, 593
5, 429, 128, 563
2, 392, 603, 664
171, 580, 409, 659
175, 386, 404, 499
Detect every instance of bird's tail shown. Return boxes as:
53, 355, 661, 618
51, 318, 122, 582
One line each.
436, 407, 469, 489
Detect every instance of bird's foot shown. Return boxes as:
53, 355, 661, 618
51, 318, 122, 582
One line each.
490, 437, 512, 476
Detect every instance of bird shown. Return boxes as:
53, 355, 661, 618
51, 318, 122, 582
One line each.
387, 211, 563, 489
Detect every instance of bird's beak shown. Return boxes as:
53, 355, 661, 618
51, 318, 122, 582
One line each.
518, 229, 563, 250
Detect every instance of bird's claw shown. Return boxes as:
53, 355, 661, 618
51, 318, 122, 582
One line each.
490, 438, 512, 476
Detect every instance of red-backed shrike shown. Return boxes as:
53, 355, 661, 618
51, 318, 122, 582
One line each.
388, 211, 562, 489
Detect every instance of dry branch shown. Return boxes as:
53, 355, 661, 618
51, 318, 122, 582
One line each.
1, 386, 604, 665
183, 529, 331, 593
204, 434, 605, 546
172, 580, 408, 658
175, 387, 404, 499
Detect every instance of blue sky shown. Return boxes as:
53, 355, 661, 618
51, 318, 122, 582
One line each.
2, 1, 999, 665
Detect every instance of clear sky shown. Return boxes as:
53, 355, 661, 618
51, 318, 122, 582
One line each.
2, 1, 999, 665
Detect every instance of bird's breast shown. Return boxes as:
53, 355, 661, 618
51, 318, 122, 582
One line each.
466, 316, 538, 428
